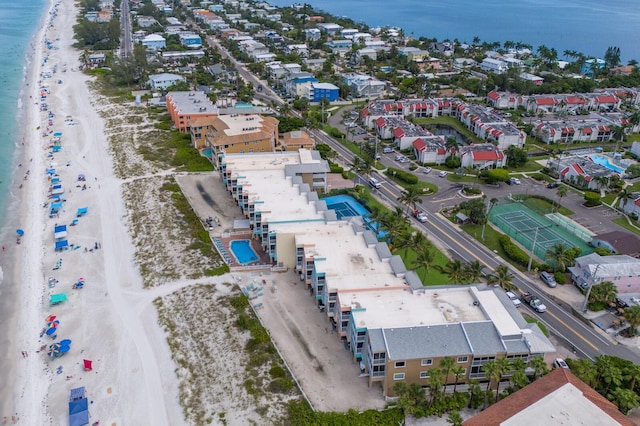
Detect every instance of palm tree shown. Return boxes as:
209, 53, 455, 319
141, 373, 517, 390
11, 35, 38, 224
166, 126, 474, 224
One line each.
570, 358, 597, 387
451, 365, 466, 393
397, 186, 423, 215
623, 305, 640, 336
435, 259, 466, 284
445, 136, 459, 154
602, 365, 623, 395
609, 387, 640, 414
393, 381, 425, 420
494, 358, 510, 401
618, 187, 633, 210
589, 281, 618, 306
393, 230, 413, 255
553, 185, 568, 212
625, 364, 640, 391
381, 207, 409, 247
509, 359, 529, 391
427, 367, 445, 405
481, 197, 498, 241
464, 260, 486, 284
440, 356, 455, 393
482, 360, 498, 408
529, 356, 548, 380
487, 264, 515, 291
414, 245, 436, 282
545, 243, 571, 272
366, 205, 386, 231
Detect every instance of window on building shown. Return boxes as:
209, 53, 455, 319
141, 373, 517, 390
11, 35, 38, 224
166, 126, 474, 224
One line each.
421, 359, 433, 366
457, 356, 468, 363
393, 373, 405, 381
419, 371, 430, 379
395, 361, 406, 368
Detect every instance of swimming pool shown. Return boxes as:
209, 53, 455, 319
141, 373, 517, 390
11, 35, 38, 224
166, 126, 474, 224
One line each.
324, 195, 386, 238
589, 155, 625, 173
230, 240, 259, 264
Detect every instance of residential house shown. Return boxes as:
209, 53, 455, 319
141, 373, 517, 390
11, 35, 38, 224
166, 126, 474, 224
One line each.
179, 33, 202, 49
280, 130, 315, 151
459, 144, 506, 169
520, 72, 544, 85
284, 44, 308, 56
343, 74, 385, 98
569, 252, 640, 294
304, 82, 339, 102
284, 72, 318, 97
480, 58, 508, 74
204, 114, 278, 165
398, 47, 430, 63
581, 58, 606, 76
463, 368, 635, 426
486, 91, 522, 109
148, 73, 186, 91
303, 58, 325, 72
316, 23, 343, 35
556, 155, 617, 189
340, 28, 358, 39
166, 91, 219, 133
412, 137, 447, 164
96, 9, 113, 23
140, 34, 166, 51
161, 50, 206, 62
590, 231, 640, 257
304, 28, 321, 41
188, 116, 216, 149
86, 53, 106, 68
136, 15, 157, 28
325, 39, 352, 56
355, 48, 377, 63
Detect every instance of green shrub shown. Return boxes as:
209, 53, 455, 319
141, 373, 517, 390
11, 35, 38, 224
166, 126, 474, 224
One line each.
498, 234, 541, 269
329, 163, 344, 173
594, 247, 612, 256
584, 191, 602, 207
530, 173, 547, 181
554, 272, 566, 285
485, 168, 509, 184
385, 167, 418, 185
268, 378, 294, 393
269, 365, 286, 378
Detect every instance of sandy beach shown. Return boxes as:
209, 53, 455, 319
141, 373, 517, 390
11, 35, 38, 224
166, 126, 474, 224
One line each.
6, 0, 185, 423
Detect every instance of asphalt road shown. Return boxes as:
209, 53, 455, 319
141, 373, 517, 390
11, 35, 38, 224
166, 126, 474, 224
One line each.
120, 0, 132, 57
311, 127, 640, 363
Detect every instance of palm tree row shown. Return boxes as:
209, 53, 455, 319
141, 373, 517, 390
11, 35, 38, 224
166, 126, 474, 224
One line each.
432, 259, 515, 289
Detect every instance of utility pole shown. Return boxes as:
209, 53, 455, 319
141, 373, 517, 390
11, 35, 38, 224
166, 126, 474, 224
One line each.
527, 227, 540, 272
582, 264, 601, 313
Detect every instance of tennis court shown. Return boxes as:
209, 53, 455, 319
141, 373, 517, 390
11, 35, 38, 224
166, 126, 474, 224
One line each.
489, 203, 592, 262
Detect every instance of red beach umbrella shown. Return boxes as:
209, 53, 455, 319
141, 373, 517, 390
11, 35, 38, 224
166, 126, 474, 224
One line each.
45, 314, 57, 322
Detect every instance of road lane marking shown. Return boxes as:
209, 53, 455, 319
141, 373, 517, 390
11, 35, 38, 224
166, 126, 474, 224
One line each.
545, 310, 601, 351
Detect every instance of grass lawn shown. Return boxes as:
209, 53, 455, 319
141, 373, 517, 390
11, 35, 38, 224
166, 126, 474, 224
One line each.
523, 195, 574, 216
613, 217, 640, 236
507, 161, 544, 173
447, 174, 478, 184
525, 317, 549, 336
384, 174, 439, 195
400, 246, 451, 285
602, 192, 617, 206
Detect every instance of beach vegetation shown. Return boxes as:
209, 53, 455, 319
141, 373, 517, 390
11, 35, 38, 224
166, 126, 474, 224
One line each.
73, 18, 120, 50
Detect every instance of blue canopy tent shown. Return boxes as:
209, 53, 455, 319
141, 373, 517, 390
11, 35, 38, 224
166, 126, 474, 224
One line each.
52, 131, 62, 138
54, 225, 67, 240
51, 177, 61, 184
46, 168, 56, 176
51, 145, 62, 153
49, 202, 63, 216
51, 185, 64, 195
55, 240, 68, 251
76, 207, 88, 217
69, 387, 89, 426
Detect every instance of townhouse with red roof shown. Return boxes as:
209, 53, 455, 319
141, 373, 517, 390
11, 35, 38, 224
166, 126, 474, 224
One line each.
412, 137, 447, 164
459, 144, 506, 169
486, 91, 522, 109
557, 156, 617, 190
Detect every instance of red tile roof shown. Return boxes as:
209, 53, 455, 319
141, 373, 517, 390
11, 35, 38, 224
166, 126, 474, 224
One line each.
535, 97, 557, 105
582, 127, 593, 135
472, 150, 503, 161
375, 117, 386, 127
564, 96, 586, 104
437, 147, 446, 155
412, 138, 426, 151
393, 127, 405, 138
595, 95, 618, 103
487, 91, 500, 101
571, 163, 586, 175
463, 369, 635, 426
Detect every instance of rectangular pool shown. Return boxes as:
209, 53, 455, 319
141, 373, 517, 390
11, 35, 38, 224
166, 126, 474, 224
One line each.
230, 240, 259, 264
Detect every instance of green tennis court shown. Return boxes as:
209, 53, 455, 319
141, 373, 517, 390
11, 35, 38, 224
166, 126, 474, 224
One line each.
489, 203, 592, 261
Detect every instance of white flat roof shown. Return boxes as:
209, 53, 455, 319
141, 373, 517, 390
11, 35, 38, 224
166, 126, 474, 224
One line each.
350, 286, 489, 329
504, 383, 622, 426
291, 222, 407, 292
471, 286, 522, 336
225, 151, 326, 224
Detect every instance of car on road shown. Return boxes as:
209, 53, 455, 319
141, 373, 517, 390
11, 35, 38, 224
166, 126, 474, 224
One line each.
394, 155, 405, 161
375, 154, 381, 160
505, 291, 522, 308
382, 147, 394, 154
507, 177, 521, 185
412, 209, 428, 222
547, 182, 560, 189
422, 167, 432, 174
438, 170, 448, 178
540, 271, 557, 288
399, 157, 410, 163
553, 358, 570, 369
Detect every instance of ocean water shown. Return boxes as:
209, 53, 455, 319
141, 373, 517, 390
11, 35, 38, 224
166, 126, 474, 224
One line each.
0, 0, 47, 226
269, 0, 640, 63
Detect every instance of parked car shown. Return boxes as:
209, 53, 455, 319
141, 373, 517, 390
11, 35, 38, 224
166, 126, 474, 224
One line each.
507, 177, 521, 185
553, 358, 570, 369
422, 167, 432, 174
382, 147, 393, 154
394, 155, 405, 161
540, 271, 557, 288
547, 182, 560, 189
438, 170, 448, 178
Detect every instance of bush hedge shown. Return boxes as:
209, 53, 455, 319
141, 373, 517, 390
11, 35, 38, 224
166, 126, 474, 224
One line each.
385, 167, 418, 185
584, 191, 602, 207
498, 234, 542, 270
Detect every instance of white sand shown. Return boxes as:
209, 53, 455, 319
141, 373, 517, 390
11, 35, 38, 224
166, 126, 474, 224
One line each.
11, 0, 184, 423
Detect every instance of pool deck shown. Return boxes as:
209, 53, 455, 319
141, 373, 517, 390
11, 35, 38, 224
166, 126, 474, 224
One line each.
219, 233, 271, 267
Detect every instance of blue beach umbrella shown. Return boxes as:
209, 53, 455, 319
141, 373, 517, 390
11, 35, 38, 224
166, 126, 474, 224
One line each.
16, 229, 24, 236
59, 345, 70, 354
59, 339, 71, 345
46, 327, 57, 336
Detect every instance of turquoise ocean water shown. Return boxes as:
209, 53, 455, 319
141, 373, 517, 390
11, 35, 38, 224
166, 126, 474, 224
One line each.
269, 0, 640, 63
0, 0, 47, 225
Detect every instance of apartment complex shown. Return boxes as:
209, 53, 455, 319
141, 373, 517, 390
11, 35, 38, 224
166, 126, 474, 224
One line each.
216, 151, 555, 397
205, 114, 279, 164
166, 91, 219, 133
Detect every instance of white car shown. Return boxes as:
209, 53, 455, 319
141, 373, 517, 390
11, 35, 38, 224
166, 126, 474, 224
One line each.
505, 291, 522, 308
422, 167, 432, 174
554, 358, 570, 369
438, 170, 448, 178
413, 210, 428, 222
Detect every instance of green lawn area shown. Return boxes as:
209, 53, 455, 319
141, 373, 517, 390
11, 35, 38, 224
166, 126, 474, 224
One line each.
384, 173, 439, 195
446, 173, 478, 184
460, 222, 529, 272
602, 192, 617, 206
525, 317, 549, 336
613, 217, 640, 236
400, 246, 451, 285
507, 161, 544, 173
522, 195, 574, 216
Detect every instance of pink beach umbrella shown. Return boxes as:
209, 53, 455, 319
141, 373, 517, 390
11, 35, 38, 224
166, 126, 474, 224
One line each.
45, 314, 57, 322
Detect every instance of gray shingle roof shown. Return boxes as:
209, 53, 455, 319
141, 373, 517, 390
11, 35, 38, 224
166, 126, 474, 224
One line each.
383, 324, 471, 360
462, 321, 507, 356
368, 328, 385, 352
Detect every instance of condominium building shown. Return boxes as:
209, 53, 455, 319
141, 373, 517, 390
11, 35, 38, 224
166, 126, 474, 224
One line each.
215, 151, 555, 398
204, 114, 279, 164
166, 91, 219, 133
